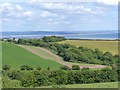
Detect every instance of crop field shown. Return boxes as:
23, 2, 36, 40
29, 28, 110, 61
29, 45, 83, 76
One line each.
59, 40, 118, 55
2, 42, 63, 70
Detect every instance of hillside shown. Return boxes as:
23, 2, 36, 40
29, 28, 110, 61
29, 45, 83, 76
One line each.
2, 42, 63, 70
19, 44, 107, 69
59, 40, 118, 55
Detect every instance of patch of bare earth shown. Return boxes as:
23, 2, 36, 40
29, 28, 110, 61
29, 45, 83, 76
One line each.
18, 45, 107, 69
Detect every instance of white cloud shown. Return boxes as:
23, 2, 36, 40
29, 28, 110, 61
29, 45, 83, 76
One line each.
41, 3, 102, 15
23, 11, 33, 16
42, 3, 66, 9
96, 0, 119, 5
48, 21, 60, 25
40, 11, 57, 17
15, 5, 23, 11
0, 3, 13, 12
3, 18, 11, 22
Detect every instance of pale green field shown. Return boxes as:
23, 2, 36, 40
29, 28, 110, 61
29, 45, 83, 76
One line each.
59, 40, 118, 55
40, 82, 118, 88
65, 82, 118, 88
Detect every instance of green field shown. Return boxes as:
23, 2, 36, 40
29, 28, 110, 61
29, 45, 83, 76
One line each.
40, 82, 118, 88
65, 82, 118, 88
2, 42, 63, 70
59, 40, 118, 55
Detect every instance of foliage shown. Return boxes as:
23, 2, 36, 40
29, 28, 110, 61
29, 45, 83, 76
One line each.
72, 65, 80, 70
2, 66, 119, 88
60, 66, 71, 70
42, 36, 66, 42
20, 65, 33, 70
3, 65, 11, 71
13, 37, 119, 66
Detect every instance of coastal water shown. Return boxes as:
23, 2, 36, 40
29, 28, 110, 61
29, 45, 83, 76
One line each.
1, 30, 119, 39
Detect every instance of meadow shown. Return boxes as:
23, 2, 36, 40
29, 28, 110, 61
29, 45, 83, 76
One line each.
2, 42, 63, 70
59, 40, 118, 55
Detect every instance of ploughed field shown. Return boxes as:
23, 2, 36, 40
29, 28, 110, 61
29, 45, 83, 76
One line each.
59, 40, 118, 55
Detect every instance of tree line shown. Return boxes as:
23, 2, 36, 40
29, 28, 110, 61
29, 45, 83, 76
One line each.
11, 36, 119, 66
2, 64, 120, 87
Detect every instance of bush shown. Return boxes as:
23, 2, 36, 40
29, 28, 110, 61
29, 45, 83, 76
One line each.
3, 65, 11, 71
72, 65, 80, 70
20, 65, 33, 70
36, 67, 42, 70
82, 67, 89, 70
60, 65, 71, 70
47, 67, 50, 70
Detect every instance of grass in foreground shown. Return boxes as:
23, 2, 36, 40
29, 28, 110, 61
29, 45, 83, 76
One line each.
2, 42, 63, 70
40, 82, 118, 88
65, 82, 118, 88
59, 40, 118, 55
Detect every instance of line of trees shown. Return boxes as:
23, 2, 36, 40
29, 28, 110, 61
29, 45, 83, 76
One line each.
2, 65, 119, 87
14, 37, 119, 66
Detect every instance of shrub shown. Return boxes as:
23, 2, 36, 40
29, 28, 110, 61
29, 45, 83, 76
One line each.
3, 65, 11, 71
36, 67, 42, 70
82, 67, 89, 70
72, 65, 80, 70
47, 67, 50, 70
60, 65, 71, 70
20, 65, 33, 70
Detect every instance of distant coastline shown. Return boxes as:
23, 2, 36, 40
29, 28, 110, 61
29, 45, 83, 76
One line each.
1, 31, 119, 40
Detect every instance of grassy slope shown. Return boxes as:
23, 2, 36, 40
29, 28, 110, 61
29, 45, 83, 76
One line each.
65, 82, 118, 88
19, 45, 107, 69
59, 40, 118, 55
2, 42, 63, 70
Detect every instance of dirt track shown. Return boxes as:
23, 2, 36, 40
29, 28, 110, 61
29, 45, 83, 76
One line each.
18, 45, 107, 69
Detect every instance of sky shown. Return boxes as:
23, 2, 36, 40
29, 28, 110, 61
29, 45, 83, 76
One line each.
0, 0, 118, 32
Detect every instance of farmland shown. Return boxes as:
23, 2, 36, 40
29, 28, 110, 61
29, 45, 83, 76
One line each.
19, 44, 107, 69
2, 42, 63, 70
1, 38, 119, 88
59, 40, 118, 55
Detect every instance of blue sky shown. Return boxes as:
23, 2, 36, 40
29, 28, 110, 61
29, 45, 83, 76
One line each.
0, 0, 118, 32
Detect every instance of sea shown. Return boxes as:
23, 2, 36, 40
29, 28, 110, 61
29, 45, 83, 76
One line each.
1, 30, 119, 40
